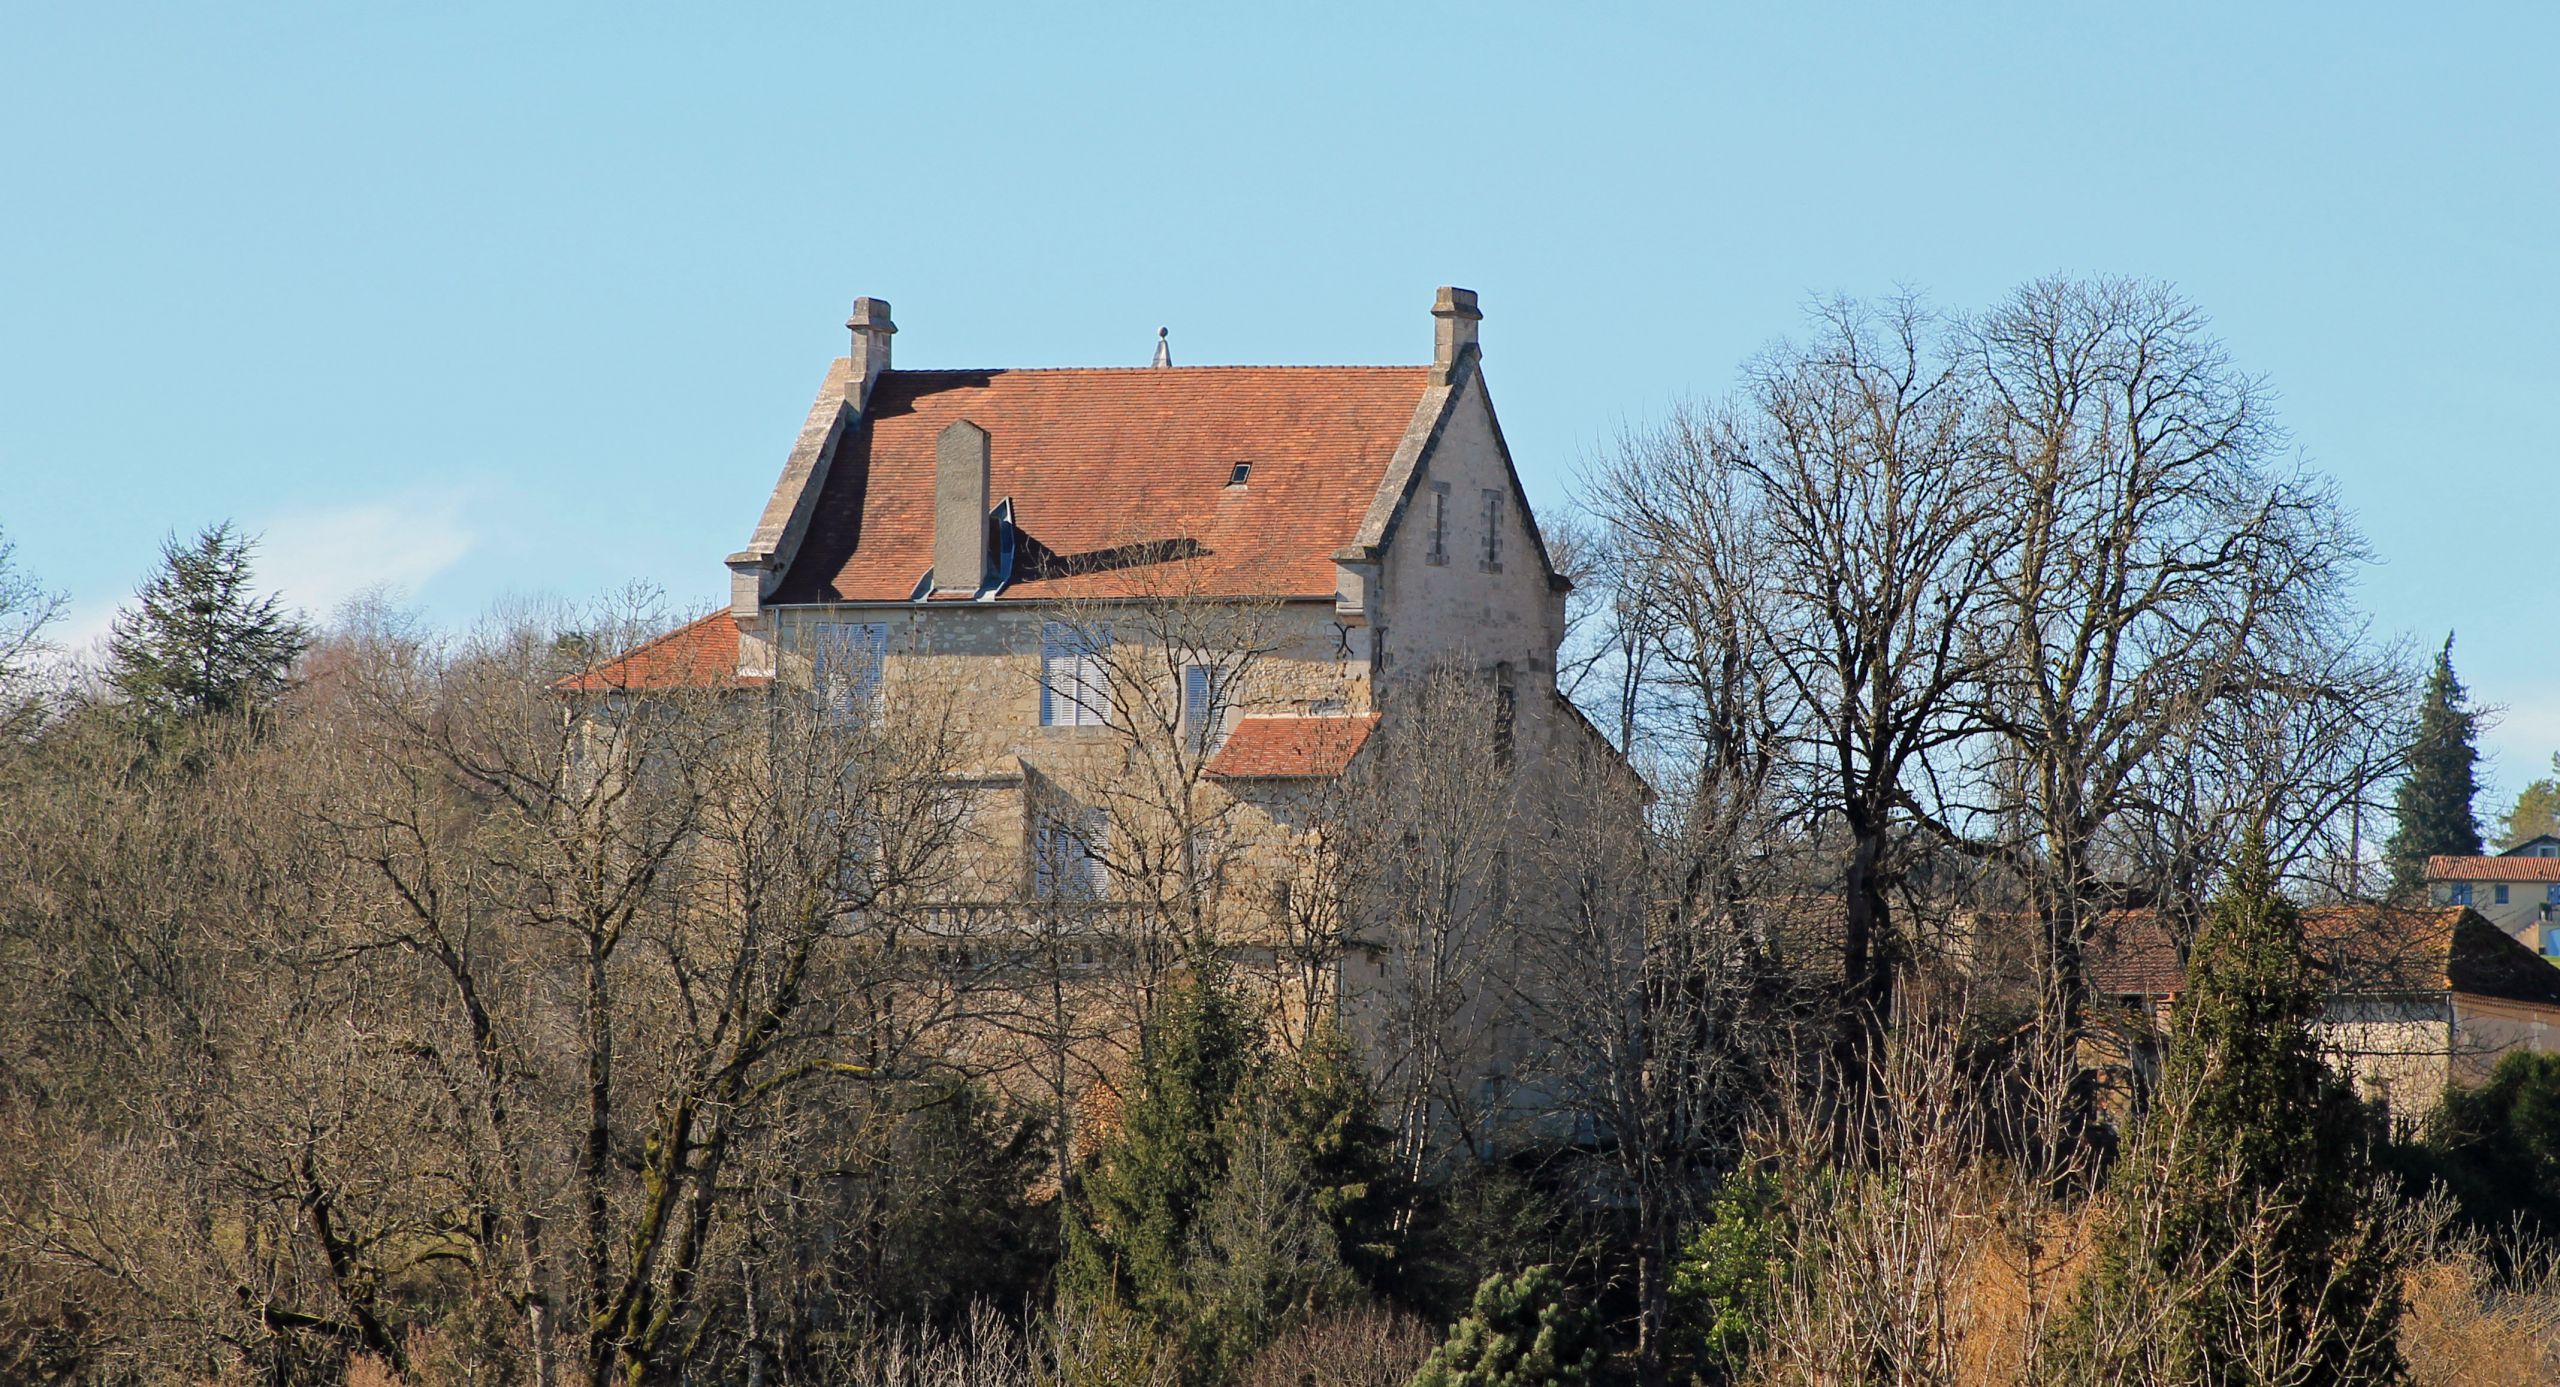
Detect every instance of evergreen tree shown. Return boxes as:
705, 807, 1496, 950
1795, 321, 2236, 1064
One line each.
1666, 1172, 1785, 1383
1072, 955, 1263, 1341
2071, 828, 2404, 1384
2384, 636, 2482, 895
1266, 1020, 1403, 1290
1183, 1021, 1405, 1377
2502, 754, 2560, 849
1407, 1264, 1601, 1387
2413, 1049, 2560, 1237
105, 522, 307, 724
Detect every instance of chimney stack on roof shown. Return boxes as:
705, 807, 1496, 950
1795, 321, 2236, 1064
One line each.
847, 296, 896, 407
1430, 286, 1481, 386
931, 419, 991, 598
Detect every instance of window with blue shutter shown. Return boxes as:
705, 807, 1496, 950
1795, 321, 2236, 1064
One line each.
811, 621, 889, 721
1041, 621, 1111, 727
1183, 664, 1212, 747
1032, 805, 1108, 899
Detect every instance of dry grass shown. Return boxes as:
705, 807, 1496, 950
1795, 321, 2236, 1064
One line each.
2400, 1244, 2560, 1387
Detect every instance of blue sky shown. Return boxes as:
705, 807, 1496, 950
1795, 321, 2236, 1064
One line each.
3, 4, 2554, 800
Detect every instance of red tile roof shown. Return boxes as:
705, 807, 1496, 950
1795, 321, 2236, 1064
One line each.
2086, 913, 2185, 997
2087, 904, 2560, 1009
1204, 713, 1380, 780
769, 367, 1432, 604
553, 611, 762, 692
2428, 854, 2560, 883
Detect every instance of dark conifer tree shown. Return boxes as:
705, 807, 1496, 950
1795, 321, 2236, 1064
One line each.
2384, 636, 2483, 896
1068, 954, 1261, 1331
1266, 1019, 1402, 1290
105, 521, 308, 724
2073, 828, 2404, 1384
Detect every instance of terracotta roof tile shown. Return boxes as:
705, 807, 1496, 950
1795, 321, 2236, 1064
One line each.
2428, 854, 2560, 883
554, 612, 763, 692
2086, 913, 2185, 997
769, 367, 1432, 604
1204, 713, 1380, 780
2086, 903, 2560, 1009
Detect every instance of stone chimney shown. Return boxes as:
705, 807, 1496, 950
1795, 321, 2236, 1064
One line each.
848, 296, 896, 407
932, 419, 990, 597
1430, 286, 1480, 386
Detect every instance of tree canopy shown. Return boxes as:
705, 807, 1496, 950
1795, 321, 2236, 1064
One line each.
2385, 636, 2483, 895
104, 521, 308, 724
2503, 754, 2560, 850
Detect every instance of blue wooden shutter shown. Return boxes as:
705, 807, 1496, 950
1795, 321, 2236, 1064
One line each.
812, 622, 849, 719
1032, 819, 1057, 897
1184, 664, 1210, 739
1081, 806, 1108, 897
859, 623, 889, 705
1081, 622, 1113, 726
1040, 622, 1067, 726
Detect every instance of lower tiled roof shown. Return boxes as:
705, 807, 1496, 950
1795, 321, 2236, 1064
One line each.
2428, 854, 2560, 883
1203, 713, 1380, 780
2087, 903, 2560, 1009
553, 611, 762, 692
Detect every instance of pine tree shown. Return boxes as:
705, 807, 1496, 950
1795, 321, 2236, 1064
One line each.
1072, 954, 1262, 1339
1266, 1020, 1403, 1290
1408, 1264, 1602, 1387
2503, 754, 2560, 850
2071, 828, 2404, 1384
105, 522, 307, 724
2384, 636, 2482, 896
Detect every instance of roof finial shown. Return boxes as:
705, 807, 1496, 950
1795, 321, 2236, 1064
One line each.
1151, 326, 1172, 368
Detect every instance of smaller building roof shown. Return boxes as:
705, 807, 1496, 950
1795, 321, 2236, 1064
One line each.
1203, 713, 1380, 780
553, 612, 763, 693
2427, 854, 2560, 883
2086, 913, 2186, 998
2088, 903, 2560, 1010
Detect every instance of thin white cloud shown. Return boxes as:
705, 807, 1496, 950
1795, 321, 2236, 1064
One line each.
252, 493, 476, 621
52, 493, 477, 665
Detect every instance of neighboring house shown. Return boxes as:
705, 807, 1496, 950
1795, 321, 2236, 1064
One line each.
2088, 904, 2560, 1125
567, 286, 1622, 1149
2425, 834, 2560, 959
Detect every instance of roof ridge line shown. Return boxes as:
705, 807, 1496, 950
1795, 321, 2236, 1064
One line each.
877, 364, 1433, 375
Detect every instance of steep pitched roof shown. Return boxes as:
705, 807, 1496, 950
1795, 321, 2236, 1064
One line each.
767, 367, 1433, 604
1203, 713, 1380, 780
553, 612, 763, 693
2086, 904, 2560, 1009
2429, 854, 2560, 883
